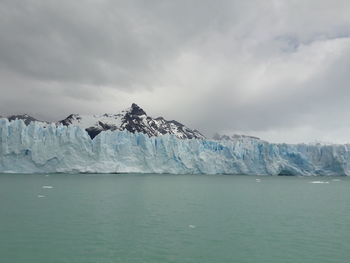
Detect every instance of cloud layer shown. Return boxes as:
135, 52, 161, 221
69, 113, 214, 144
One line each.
1, 0, 350, 143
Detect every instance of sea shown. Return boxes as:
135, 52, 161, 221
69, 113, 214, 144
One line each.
0, 173, 349, 263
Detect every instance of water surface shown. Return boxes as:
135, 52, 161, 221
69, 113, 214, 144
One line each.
0, 174, 349, 263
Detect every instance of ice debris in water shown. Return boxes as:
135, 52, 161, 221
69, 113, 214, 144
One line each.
188, 225, 196, 229
42, 185, 53, 189
37, 195, 45, 198
309, 181, 329, 184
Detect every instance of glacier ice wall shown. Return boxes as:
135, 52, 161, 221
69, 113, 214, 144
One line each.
1, 119, 350, 175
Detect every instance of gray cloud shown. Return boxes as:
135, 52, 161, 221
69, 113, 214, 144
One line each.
0, 0, 235, 87
1, 0, 350, 143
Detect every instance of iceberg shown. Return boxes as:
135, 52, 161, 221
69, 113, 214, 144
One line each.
1, 118, 350, 175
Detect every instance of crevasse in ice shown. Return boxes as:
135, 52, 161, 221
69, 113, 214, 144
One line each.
1, 119, 350, 175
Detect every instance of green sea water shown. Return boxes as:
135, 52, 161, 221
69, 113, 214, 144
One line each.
0, 174, 349, 263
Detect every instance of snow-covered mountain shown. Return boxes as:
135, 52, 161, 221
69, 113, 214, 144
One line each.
4, 104, 206, 140
59, 103, 205, 139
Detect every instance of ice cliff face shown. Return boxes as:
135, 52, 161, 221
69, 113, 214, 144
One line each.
1, 119, 350, 175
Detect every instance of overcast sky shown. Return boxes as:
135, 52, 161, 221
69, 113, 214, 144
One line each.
1, 0, 350, 143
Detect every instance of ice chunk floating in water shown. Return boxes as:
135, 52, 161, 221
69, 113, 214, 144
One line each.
1, 119, 350, 175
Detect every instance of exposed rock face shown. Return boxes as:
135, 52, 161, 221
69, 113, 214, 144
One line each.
58, 103, 206, 139
2, 104, 205, 140
7, 114, 42, 125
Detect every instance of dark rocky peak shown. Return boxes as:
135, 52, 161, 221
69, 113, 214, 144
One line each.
129, 103, 146, 116
7, 114, 41, 125
59, 114, 81, 126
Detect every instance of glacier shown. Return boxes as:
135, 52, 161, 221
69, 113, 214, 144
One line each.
1, 118, 350, 175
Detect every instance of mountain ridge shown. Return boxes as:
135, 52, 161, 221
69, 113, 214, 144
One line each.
3, 104, 206, 140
